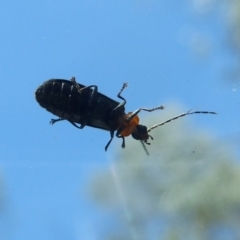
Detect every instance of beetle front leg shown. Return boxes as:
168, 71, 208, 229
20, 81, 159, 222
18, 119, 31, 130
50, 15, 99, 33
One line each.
118, 135, 125, 148
105, 129, 126, 151
127, 106, 165, 122
116, 131, 125, 148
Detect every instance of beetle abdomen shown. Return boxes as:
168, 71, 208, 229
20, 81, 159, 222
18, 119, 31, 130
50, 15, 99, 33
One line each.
35, 79, 90, 123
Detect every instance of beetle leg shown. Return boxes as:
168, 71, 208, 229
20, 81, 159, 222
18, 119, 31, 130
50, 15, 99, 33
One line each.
116, 131, 125, 148
117, 83, 128, 103
50, 118, 85, 129
118, 136, 125, 148
105, 130, 114, 151
50, 118, 64, 125
126, 106, 165, 122
71, 77, 98, 104
112, 83, 128, 111
68, 121, 85, 129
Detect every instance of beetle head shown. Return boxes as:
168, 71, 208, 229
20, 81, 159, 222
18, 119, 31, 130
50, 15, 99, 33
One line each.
131, 124, 153, 144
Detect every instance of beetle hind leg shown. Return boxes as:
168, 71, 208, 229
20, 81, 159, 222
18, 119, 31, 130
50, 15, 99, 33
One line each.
71, 77, 98, 105
50, 118, 85, 129
50, 118, 64, 125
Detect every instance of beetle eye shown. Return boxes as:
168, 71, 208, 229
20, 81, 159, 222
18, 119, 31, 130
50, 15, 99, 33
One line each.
132, 125, 148, 140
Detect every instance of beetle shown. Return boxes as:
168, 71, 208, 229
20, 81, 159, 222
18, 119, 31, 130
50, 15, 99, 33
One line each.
35, 77, 216, 153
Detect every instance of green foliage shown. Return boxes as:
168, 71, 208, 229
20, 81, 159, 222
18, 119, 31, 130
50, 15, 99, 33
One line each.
89, 108, 240, 240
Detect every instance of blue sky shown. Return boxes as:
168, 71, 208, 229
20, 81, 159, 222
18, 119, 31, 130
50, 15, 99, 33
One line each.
0, 1, 239, 239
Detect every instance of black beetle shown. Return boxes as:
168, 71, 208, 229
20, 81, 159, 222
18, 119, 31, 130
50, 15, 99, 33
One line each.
35, 77, 216, 153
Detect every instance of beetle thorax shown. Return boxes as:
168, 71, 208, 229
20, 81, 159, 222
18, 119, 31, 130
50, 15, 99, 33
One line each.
119, 112, 139, 137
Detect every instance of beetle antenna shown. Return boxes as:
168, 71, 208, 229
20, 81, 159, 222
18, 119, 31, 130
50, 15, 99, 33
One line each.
147, 110, 217, 132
